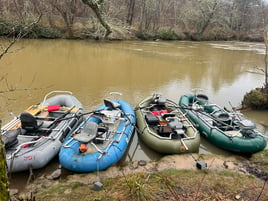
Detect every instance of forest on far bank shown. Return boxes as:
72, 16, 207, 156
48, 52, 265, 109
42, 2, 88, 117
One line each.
0, 0, 268, 41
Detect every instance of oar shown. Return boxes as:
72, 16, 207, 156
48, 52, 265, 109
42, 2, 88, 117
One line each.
176, 104, 268, 139
55, 108, 104, 122
47, 105, 76, 129
228, 101, 243, 120
173, 105, 239, 130
258, 133, 268, 138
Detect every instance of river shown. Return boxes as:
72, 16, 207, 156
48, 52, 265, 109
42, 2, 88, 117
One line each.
0, 39, 267, 190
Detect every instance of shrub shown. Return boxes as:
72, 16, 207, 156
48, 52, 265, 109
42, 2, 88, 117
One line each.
135, 30, 158, 40
0, 20, 22, 36
242, 88, 268, 109
136, 29, 179, 41
29, 25, 62, 39
0, 19, 61, 39
158, 29, 179, 40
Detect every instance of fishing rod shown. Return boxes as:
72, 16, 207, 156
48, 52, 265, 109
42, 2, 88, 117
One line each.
171, 104, 241, 131
174, 104, 268, 139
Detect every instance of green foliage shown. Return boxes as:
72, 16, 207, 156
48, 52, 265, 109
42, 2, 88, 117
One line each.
34, 168, 268, 201
30, 25, 62, 39
250, 150, 268, 171
70, 182, 82, 189
136, 29, 179, 41
242, 88, 268, 109
123, 173, 155, 200
0, 20, 22, 36
136, 30, 158, 40
158, 29, 179, 40
0, 19, 61, 39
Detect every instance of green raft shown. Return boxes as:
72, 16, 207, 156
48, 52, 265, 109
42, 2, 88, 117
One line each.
135, 94, 200, 154
179, 94, 267, 153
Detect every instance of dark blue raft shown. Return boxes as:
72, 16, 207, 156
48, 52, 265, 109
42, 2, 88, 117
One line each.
59, 99, 136, 173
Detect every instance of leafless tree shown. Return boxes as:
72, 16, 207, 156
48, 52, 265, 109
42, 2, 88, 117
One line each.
0, 15, 41, 60
264, 32, 268, 92
261, 0, 268, 92
82, 0, 112, 38
126, 0, 135, 26
1, 0, 268, 40
49, 0, 81, 38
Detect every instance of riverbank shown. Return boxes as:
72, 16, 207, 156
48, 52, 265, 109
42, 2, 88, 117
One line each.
10, 150, 268, 201
0, 17, 265, 42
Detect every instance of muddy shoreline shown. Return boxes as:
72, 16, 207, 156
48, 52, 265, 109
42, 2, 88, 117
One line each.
10, 151, 268, 200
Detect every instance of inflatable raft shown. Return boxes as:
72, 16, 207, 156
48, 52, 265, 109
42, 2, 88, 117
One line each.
179, 93, 266, 153
59, 97, 135, 173
135, 94, 200, 154
1, 91, 83, 172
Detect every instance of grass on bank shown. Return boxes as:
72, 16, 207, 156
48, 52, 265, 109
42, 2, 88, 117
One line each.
35, 169, 268, 201
250, 150, 268, 172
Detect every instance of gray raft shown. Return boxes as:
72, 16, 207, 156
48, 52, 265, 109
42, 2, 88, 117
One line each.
1, 91, 83, 173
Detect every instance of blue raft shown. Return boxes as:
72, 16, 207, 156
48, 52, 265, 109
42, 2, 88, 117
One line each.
59, 99, 136, 173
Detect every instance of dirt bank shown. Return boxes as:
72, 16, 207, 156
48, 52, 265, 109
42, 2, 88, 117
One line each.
11, 152, 268, 201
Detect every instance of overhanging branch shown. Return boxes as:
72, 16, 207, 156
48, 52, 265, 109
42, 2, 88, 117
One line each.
0, 14, 42, 60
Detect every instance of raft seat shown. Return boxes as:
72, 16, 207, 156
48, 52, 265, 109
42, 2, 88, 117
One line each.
154, 96, 166, 106
93, 126, 109, 144
167, 117, 185, 138
73, 122, 98, 143
104, 99, 120, 110
20, 112, 44, 131
195, 94, 209, 105
211, 111, 233, 131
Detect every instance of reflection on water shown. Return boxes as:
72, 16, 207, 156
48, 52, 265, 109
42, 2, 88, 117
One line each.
1, 40, 267, 190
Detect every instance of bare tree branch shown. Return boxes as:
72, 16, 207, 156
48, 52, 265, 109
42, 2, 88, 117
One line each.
82, 0, 112, 38
255, 67, 265, 73
0, 14, 42, 60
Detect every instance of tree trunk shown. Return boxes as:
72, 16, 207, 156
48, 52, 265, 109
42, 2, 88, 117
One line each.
264, 33, 268, 93
126, 0, 135, 26
0, 120, 10, 201
261, 1, 268, 93
198, 1, 218, 36
138, 0, 146, 30
50, 0, 77, 38
82, 0, 112, 38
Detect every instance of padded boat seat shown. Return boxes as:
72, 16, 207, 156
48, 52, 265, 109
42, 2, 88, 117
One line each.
73, 122, 98, 143
104, 99, 120, 110
213, 112, 230, 122
167, 117, 185, 135
195, 94, 209, 105
155, 96, 166, 106
20, 112, 44, 131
